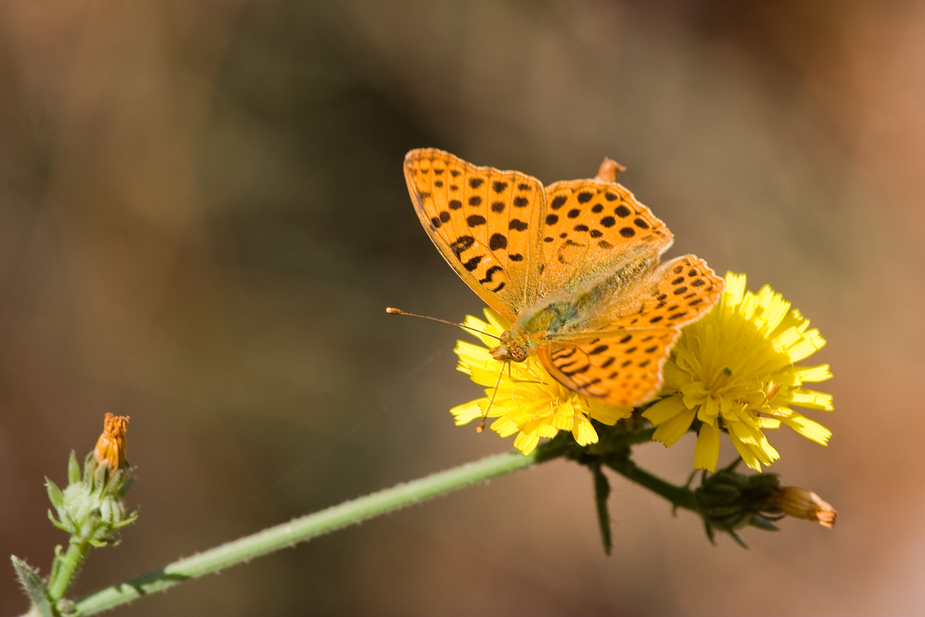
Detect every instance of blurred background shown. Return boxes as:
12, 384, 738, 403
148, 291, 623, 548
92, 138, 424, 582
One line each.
1, 0, 923, 614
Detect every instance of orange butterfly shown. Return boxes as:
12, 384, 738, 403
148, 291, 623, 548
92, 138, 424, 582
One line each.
404, 149, 723, 407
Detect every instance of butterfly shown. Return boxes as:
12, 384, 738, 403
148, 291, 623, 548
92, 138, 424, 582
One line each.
404, 148, 724, 406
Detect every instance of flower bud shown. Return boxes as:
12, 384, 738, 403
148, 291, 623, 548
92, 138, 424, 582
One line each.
47, 414, 137, 547
94, 413, 129, 472
773, 486, 837, 529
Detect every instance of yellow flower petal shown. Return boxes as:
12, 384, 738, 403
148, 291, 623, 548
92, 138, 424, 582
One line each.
643, 395, 688, 425
781, 413, 832, 445
589, 404, 632, 425
653, 408, 697, 447
513, 431, 540, 455
694, 422, 722, 471
572, 415, 599, 446
491, 416, 520, 438
789, 389, 834, 411
450, 399, 485, 425
795, 364, 832, 383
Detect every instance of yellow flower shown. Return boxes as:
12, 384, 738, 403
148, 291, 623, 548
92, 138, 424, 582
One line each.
94, 413, 130, 471
452, 309, 633, 455
643, 273, 833, 472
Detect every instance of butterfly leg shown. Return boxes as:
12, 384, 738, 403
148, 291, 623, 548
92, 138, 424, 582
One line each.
477, 361, 509, 433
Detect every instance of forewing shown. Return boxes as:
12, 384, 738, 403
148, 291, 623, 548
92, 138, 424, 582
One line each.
536, 179, 673, 299
405, 149, 545, 319
537, 329, 680, 406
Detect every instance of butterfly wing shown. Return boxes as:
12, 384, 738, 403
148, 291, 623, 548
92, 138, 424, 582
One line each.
535, 179, 673, 300
537, 255, 724, 405
583, 255, 725, 332
405, 149, 545, 320
537, 329, 680, 406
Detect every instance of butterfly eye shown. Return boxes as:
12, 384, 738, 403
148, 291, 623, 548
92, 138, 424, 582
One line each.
510, 347, 528, 362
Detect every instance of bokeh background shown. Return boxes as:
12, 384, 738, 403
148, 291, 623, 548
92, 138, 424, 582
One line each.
1, 1, 924, 615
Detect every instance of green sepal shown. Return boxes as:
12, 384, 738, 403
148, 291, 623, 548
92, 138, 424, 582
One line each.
11, 555, 54, 617
749, 515, 781, 532
46, 479, 65, 510
727, 529, 749, 549
67, 451, 81, 485
112, 510, 139, 530
703, 520, 717, 546
591, 464, 613, 556
47, 509, 72, 534
118, 477, 135, 497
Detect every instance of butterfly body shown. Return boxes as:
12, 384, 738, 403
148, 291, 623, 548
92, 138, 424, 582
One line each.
405, 148, 724, 406
493, 259, 651, 359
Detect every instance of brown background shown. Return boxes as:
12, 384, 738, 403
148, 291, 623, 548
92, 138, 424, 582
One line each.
1, 1, 923, 615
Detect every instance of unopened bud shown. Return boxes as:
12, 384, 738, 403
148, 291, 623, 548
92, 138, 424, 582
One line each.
774, 486, 837, 529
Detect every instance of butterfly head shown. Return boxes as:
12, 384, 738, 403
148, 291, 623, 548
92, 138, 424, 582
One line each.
490, 330, 530, 363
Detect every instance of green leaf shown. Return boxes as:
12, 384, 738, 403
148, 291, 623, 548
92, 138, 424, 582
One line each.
592, 464, 613, 556
68, 451, 81, 485
11, 555, 54, 617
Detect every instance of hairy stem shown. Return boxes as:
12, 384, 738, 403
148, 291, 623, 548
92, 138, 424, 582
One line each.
607, 457, 698, 512
73, 449, 549, 614
46, 537, 90, 602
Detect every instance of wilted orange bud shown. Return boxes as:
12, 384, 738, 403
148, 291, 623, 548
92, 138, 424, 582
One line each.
94, 413, 130, 471
776, 486, 836, 529
594, 157, 627, 183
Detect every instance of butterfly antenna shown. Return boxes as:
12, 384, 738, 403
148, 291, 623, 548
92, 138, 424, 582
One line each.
385, 307, 500, 340
476, 362, 507, 433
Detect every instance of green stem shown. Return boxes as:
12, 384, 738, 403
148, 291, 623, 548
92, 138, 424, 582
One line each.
73, 449, 549, 615
47, 537, 91, 601
607, 457, 698, 512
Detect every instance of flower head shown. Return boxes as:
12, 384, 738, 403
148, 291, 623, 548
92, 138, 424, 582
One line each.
94, 413, 130, 471
46, 414, 137, 547
643, 273, 833, 471
452, 309, 633, 455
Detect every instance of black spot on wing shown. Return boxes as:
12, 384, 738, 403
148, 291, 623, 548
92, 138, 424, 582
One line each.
479, 266, 503, 284
509, 219, 528, 231
463, 256, 481, 272
489, 233, 508, 251
450, 235, 475, 258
